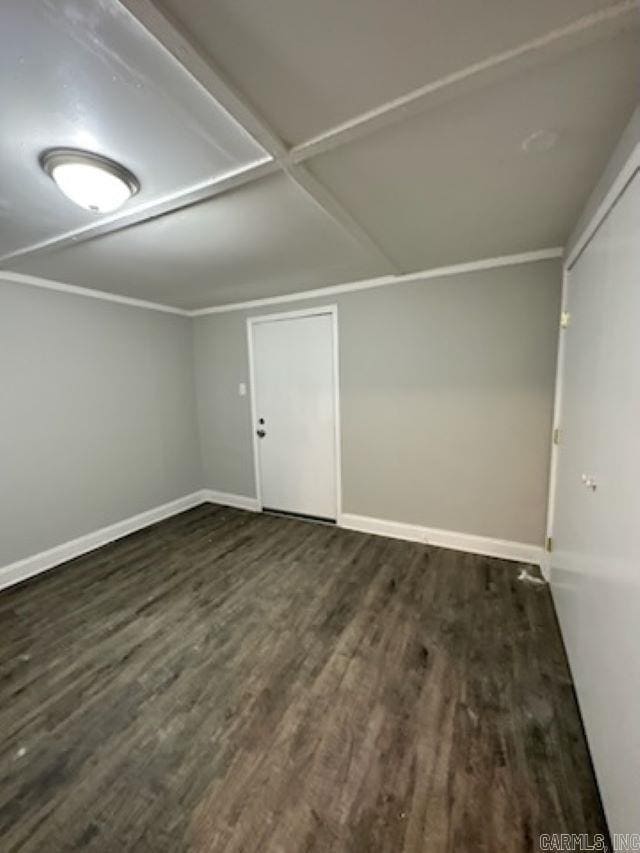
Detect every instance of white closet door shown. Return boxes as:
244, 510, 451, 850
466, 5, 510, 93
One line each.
251, 312, 337, 520
551, 172, 640, 837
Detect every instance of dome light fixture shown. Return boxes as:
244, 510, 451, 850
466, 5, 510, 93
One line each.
41, 148, 139, 213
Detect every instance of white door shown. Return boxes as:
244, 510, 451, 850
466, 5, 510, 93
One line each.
551, 172, 640, 837
250, 311, 338, 520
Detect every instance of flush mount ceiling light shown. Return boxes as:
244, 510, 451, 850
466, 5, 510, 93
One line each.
40, 148, 139, 213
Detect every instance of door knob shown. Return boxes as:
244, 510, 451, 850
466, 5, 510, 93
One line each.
256, 429, 266, 438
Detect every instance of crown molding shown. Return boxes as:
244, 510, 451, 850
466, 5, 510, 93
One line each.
0, 160, 277, 268
566, 147, 640, 270
189, 248, 564, 316
2, 247, 563, 317
1, 271, 190, 316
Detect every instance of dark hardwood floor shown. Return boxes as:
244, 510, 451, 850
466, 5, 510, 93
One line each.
0, 504, 607, 852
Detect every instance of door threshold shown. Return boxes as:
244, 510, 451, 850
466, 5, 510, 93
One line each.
262, 508, 336, 525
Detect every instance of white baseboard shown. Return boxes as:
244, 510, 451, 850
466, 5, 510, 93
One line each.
0, 491, 206, 593
0, 488, 262, 594
0, 491, 542, 594
339, 512, 544, 566
539, 552, 551, 582
201, 489, 260, 512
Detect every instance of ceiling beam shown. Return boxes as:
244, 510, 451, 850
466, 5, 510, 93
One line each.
116, 0, 400, 273
290, 0, 640, 163
3, 0, 636, 270
0, 160, 278, 267
2, 0, 399, 272
284, 164, 399, 272
118, 0, 288, 160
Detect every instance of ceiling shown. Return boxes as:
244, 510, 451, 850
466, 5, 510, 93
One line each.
1, 0, 639, 309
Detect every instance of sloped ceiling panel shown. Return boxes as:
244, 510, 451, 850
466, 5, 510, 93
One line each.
0, 0, 268, 258
157, 0, 620, 143
307, 31, 640, 272
2, 0, 639, 309
9, 173, 386, 309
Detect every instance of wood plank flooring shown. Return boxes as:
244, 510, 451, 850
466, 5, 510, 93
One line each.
0, 504, 607, 851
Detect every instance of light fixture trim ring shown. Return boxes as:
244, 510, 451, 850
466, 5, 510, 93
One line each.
40, 147, 140, 201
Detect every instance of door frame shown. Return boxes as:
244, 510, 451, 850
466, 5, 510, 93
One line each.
542, 130, 640, 580
545, 141, 640, 576
246, 304, 342, 519
543, 264, 569, 576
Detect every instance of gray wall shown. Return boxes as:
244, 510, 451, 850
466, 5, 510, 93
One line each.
0, 280, 201, 566
194, 259, 561, 545
1, 258, 561, 567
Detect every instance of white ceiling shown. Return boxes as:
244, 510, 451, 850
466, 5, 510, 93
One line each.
2, 0, 639, 308
309, 32, 640, 272
10, 173, 386, 308
0, 0, 269, 258
156, 0, 620, 144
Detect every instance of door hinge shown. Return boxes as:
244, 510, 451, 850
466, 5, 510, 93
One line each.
560, 311, 571, 329
553, 427, 561, 445
545, 536, 553, 553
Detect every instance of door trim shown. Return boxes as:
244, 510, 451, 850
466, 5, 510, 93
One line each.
246, 305, 342, 519
545, 167, 640, 579
542, 264, 569, 579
